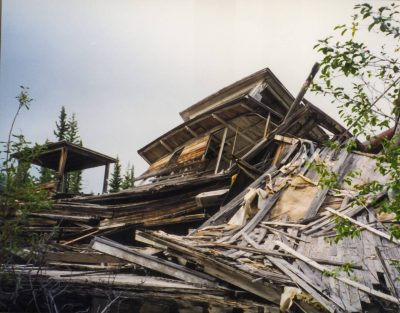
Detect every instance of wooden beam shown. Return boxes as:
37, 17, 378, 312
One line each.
235, 142, 254, 157
232, 156, 262, 179
284, 62, 320, 122
211, 114, 255, 145
135, 231, 282, 304
143, 213, 206, 227
268, 257, 346, 313
208, 145, 230, 165
30, 212, 98, 224
185, 126, 198, 137
46, 251, 123, 265
246, 96, 284, 119
91, 236, 216, 286
240, 102, 254, 112
195, 189, 229, 208
160, 140, 173, 152
229, 127, 238, 168
264, 113, 271, 138
215, 128, 228, 174
102, 163, 110, 193
240, 138, 268, 161
57, 147, 68, 192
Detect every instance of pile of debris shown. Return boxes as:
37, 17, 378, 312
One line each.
2, 67, 399, 313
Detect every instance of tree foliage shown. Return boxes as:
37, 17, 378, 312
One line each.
66, 113, 79, 143
109, 157, 122, 193
67, 139, 83, 194
66, 114, 82, 193
1, 90, 51, 263
54, 106, 68, 141
39, 139, 55, 184
312, 2, 400, 240
49, 108, 82, 193
121, 163, 135, 190
5, 87, 33, 171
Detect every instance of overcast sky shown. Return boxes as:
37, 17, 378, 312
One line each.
0, 0, 384, 193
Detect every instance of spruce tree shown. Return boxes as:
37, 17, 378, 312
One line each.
54, 106, 68, 141
121, 164, 135, 190
39, 167, 54, 184
68, 140, 83, 194
109, 157, 122, 193
39, 139, 55, 183
65, 115, 82, 193
66, 113, 79, 143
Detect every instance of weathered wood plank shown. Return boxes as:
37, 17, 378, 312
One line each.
274, 240, 400, 304
91, 236, 216, 286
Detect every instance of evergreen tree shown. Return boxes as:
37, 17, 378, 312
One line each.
54, 106, 68, 141
68, 171, 82, 193
67, 140, 83, 193
121, 163, 135, 190
109, 157, 122, 193
65, 115, 82, 193
39, 167, 54, 184
39, 139, 55, 183
66, 113, 79, 143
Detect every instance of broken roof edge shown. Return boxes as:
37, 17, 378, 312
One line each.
179, 67, 294, 122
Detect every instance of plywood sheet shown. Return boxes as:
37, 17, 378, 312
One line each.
177, 135, 210, 164
146, 153, 173, 173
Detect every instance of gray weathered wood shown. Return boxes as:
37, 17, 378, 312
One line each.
274, 240, 400, 304
228, 190, 282, 243
91, 236, 216, 286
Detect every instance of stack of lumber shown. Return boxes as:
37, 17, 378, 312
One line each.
23, 173, 232, 245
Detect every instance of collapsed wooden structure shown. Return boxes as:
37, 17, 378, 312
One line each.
2, 68, 399, 313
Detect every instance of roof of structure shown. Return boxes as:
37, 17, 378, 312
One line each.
12, 140, 117, 172
179, 67, 293, 121
137, 68, 351, 167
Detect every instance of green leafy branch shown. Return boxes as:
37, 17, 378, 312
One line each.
325, 217, 361, 245
312, 2, 400, 243
322, 261, 356, 279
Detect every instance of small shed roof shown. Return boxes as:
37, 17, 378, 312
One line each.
12, 140, 117, 172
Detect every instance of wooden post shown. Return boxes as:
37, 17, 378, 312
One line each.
263, 113, 271, 138
284, 62, 320, 122
102, 163, 110, 193
215, 128, 228, 174
57, 147, 68, 193
229, 127, 238, 168
393, 96, 400, 147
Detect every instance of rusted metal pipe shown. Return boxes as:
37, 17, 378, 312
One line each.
362, 127, 395, 153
